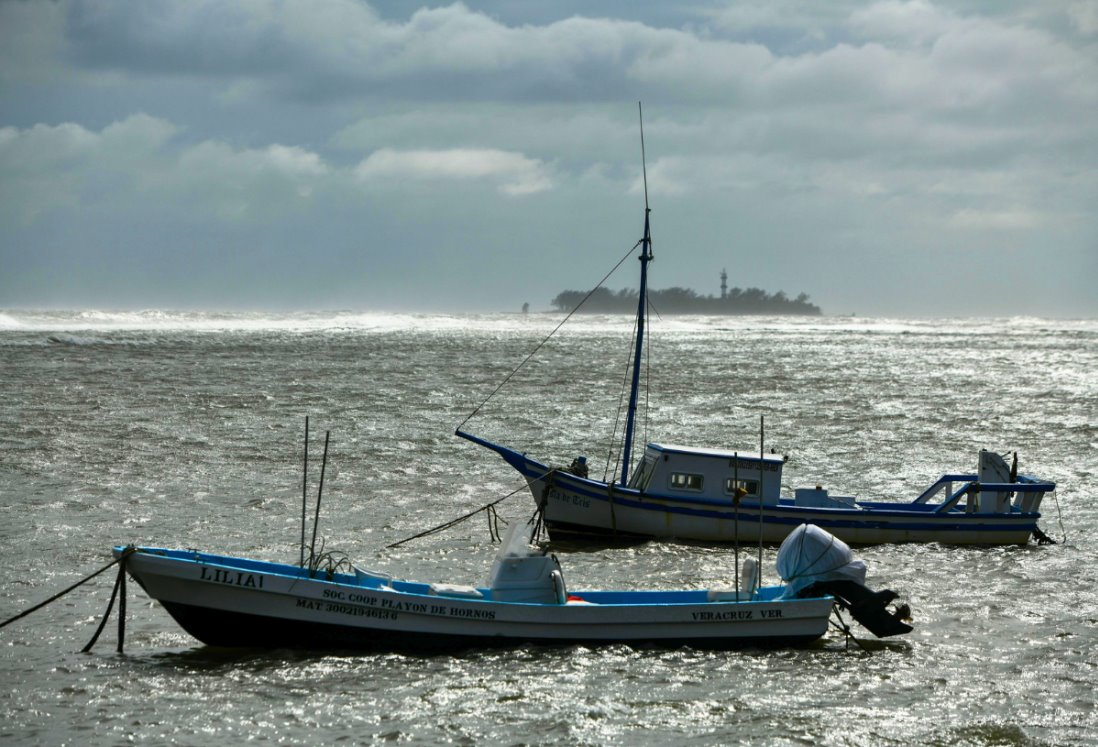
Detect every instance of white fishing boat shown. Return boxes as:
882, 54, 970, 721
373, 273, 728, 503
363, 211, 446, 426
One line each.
458, 433, 1056, 545
115, 521, 911, 651
457, 108, 1056, 547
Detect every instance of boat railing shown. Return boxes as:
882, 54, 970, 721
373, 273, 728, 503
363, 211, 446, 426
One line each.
912, 474, 976, 506
931, 479, 1056, 514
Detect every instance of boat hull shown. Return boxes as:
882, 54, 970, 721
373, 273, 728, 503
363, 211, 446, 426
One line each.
118, 547, 833, 651
453, 433, 1041, 546
535, 471, 1038, 545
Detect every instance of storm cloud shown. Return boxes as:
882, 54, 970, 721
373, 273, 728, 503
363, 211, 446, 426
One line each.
1, 0, 1095, 315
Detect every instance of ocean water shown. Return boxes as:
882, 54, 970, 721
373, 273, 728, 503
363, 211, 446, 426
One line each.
1, 310, 1096, 746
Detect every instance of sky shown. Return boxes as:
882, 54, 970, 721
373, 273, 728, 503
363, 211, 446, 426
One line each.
1, 0, 1096, 317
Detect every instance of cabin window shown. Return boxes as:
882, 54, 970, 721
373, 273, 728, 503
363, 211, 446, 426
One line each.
670, 472, 704, 491
724, 478, 759, 496
629, 458, 658, 491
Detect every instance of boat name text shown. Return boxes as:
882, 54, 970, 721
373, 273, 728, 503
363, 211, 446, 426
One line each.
314, 589, 496, 620
199, 567, 264, 589
690, 608, 784, 621
549, 488, 590, 509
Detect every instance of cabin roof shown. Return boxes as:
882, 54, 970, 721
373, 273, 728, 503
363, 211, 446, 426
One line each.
646, 443, 786, 464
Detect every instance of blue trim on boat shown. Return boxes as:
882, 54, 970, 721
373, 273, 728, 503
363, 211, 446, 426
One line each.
119, 547, 822, 607
455, 431, 1042, 538
542, 469, 1035, 530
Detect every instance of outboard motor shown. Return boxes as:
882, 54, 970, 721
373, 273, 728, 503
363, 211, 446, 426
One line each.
779, 524, 912, 638
487, 521, 567, 604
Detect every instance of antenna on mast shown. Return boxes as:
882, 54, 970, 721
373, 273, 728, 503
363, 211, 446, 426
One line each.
639, 101, 650, 212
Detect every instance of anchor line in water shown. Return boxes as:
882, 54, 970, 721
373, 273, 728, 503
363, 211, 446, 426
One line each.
1033, 526, 1057, 545
529, 499, 548, 545
486, 504, 503, 544
829, 606, 871, 653
81, 555, 128, 654
385, 470, 557, 549
0, 546, 136, 636
1040, 490, 1067, 545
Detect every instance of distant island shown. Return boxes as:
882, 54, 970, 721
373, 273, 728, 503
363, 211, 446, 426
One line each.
551, 270, 822, 316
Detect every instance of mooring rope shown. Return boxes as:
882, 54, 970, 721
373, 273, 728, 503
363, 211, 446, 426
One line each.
1048, 490, 1067, 544
0, 547, 136, 633
829, 606, 870, 653
385, 470, 557, 549
486, 504, 503, 543
81, 559, 128, 654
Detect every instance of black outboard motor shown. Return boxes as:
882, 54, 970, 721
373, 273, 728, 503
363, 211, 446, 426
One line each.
778, 524, 912, 638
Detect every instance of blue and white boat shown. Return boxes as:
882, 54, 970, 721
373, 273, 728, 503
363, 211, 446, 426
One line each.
457, 433, 1055, 546
116, 521, 911, 650
457, 116, 1056, 547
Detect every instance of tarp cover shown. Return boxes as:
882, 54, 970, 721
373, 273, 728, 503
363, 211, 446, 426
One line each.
777, 523, 867, 598
497, 520, 539, 559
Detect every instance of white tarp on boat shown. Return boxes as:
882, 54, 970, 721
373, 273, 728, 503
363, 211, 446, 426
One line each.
777, 523, 867, 598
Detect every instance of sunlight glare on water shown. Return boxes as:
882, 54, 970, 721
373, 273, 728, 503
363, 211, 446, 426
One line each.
1, 311, 1096, 745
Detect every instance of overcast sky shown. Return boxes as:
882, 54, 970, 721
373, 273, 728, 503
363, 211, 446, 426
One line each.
1, 1, 1096, 317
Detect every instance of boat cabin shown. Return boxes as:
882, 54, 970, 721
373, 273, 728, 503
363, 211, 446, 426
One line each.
628, 443, 786, 504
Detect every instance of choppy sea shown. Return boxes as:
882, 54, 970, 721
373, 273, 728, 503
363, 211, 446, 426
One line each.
1, 310, 1096, 746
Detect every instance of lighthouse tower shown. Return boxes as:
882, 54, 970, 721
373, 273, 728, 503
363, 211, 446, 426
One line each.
720, 268, 728, 300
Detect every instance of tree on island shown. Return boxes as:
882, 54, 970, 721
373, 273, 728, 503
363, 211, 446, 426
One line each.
550, 286, 822, 315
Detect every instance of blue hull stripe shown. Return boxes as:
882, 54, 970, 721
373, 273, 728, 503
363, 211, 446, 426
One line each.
522, 460, 1034, 534
453, 431, 1040, 537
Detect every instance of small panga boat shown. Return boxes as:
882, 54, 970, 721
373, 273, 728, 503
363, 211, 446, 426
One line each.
115, 522, 911, 651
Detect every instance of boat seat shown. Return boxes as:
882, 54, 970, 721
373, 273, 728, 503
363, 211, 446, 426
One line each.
428, 583, 484, 599
353, 566, 393, 589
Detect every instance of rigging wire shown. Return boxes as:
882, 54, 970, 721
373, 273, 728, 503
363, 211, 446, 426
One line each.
455, 240, 643, 434
604, 312, 640, 482
641, 296, 657, 465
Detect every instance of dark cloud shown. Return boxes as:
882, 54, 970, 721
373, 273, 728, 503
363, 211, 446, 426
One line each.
1, 1, 1095, 316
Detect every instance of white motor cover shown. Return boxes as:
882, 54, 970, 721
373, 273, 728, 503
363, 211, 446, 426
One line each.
487, 521, 564, 603
777, 523, 867, 598
496, 520, 538, 560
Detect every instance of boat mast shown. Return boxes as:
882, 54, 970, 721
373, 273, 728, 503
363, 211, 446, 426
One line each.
620, 102, 654, 485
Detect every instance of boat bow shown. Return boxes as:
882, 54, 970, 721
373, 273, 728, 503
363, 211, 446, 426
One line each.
455, 429, 550, 479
